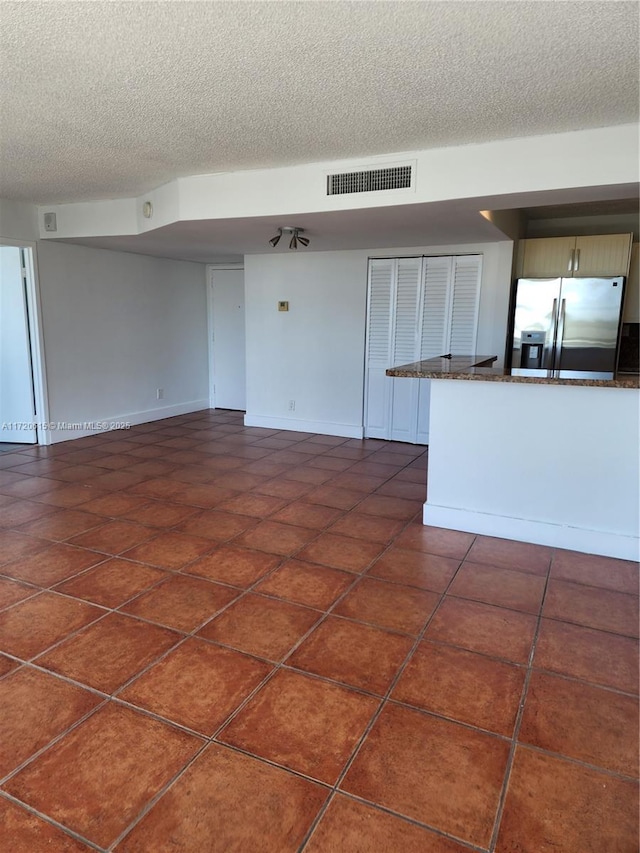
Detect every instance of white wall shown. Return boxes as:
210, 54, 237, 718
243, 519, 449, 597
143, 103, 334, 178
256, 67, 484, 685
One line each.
244, 241, 513, 437
0, 199, 38, 242
425, 380, 640, 560
36, 242, 208, 440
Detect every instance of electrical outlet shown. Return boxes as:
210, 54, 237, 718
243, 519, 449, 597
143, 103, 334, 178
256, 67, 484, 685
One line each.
157, 388, 164, 400
288, 400, 295, 411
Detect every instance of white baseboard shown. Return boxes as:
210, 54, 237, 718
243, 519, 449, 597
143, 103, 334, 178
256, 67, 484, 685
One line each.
423, 503, 640, 562
48, 399, 209, 443
243, 414, 364, 439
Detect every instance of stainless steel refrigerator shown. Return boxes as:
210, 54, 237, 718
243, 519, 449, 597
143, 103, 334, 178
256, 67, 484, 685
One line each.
508, 276, 625, 377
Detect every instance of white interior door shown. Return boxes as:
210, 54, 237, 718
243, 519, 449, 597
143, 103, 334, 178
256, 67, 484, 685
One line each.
0, 247, 37, 443
211, 269, 246, 410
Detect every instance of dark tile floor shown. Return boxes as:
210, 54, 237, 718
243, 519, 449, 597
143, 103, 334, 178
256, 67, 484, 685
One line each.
0, 410, 638, 852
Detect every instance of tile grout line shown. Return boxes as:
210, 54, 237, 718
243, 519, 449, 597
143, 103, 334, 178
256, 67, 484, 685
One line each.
0, 790, 106, 852
297, 533, 478, 852
486, 555, 553, 852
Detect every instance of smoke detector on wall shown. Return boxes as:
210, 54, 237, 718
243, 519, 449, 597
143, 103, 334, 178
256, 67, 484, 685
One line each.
142, 201, 153, 219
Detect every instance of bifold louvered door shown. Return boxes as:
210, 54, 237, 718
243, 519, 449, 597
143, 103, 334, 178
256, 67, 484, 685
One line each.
364, 254, 482, 444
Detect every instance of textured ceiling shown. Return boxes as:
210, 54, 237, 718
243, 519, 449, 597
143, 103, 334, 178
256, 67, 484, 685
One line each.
1, 1, 638, 204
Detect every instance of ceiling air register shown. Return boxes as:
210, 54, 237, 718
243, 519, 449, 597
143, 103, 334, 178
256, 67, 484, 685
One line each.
326, 165, 412, 196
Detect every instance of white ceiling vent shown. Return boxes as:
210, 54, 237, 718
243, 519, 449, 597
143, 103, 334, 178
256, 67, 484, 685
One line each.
327, 164, 414, 196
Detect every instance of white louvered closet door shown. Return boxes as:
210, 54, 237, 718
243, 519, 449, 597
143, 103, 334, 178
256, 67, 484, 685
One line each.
364, 259, 395, 439
389, 257, 422, 442
364, 253, 482, 444
416, 254, 482, 443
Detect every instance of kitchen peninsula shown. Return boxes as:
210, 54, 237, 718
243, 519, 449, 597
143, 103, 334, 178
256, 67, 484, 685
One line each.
387, 357, 640, 561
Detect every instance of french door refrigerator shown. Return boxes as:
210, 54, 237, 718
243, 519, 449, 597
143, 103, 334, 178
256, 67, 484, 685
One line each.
508, 276, 625, 376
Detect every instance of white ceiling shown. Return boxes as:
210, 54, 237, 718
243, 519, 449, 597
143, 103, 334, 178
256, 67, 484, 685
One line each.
1, 0, 638, 206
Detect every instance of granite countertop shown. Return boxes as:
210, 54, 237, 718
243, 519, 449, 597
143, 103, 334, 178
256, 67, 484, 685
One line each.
386, 355, 497, 377
386, 356, 640, 388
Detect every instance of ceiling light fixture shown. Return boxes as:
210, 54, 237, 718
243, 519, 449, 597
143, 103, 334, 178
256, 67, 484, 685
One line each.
269, 226, 309, 250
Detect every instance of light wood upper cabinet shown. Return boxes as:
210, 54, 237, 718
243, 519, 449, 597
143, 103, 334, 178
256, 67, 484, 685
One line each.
517, 233, 632, 278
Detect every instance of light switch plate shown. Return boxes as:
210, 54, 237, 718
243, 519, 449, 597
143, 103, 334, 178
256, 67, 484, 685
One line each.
278, 301, 289, 312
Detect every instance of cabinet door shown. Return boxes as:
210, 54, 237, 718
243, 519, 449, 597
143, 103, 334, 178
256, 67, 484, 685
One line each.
520, 237, 575, 278
574, 234, 632, 277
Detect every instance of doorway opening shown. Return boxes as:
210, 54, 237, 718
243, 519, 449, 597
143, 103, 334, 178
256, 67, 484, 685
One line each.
0, 241, 49, 445
207, 266, 246, 412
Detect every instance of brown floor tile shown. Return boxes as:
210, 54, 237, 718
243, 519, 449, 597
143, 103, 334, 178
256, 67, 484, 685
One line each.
283, 466, 335, 486
121, 574, 239, 631
16, 509, 105, 542
1, 543, 104, 587
329, 472, 387, 492
0, 593, 102, 659
353, 494, 421, 521
425, 597, 537, 664
305, 485, 366, 510
55, 558, 167, 608
519, 671, 639, 776
465, 535, 552, 576
187, 545, 281, 587
122, 531, 214, 569
79, 493, 151, 517
0, 576, 37, 610
36, 612, 181, 693
198, 593, 319, 660
235, 520, 318, 556
342, 703, 510, 848
374, 479, 427, 501
534, 617, 639, 694
0, 653, 19, 677
118, 500, 200, 528
551, 548, 639, 595
495, 747, 639, 852
327, 512, 405, 544
216, 492, 288, 517
306, 795, 470, 853
393, 524, 475, 559
334, 577, 439, 636
0, 667, 101, 777
270, 500, 344, 530
392, 640, 526, 736
4, 703, 201, 849
255, 559, 354, 609
67, 520, 156, 554
543, 578, 639, 637
0, 798, 93, 852
448, 561, 546, 614
297, 533, 384, 573
0, 530, 49, 565
0, 499, 59, 528
289, 616, 413, 694
32, 483, 107, 508
116, 743, 326, 853
177, 508, 257, 540
253, 478, 314, 499
368, 547, 460, 593
172, 483, 239, 508
120, 638, 271, 734
220, 669, 378, 784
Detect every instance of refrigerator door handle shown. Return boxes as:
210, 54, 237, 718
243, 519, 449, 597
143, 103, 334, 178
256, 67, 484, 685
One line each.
547, 297, 559, 367
567, 250, 574, 273
574, 248, 580, 273
554, 298, 566, 368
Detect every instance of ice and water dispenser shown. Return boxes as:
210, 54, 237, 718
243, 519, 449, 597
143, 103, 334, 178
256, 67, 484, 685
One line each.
520, 331, 545, 369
